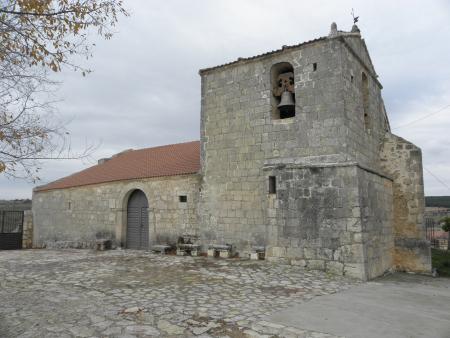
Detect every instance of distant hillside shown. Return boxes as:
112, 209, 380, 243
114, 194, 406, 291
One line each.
0, 199, 32, 211
425, 196, 450, 208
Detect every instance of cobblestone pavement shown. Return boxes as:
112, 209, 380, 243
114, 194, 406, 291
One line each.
0, 249, 359, 338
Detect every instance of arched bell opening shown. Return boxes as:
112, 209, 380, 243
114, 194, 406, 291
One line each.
271, 62, 296, 120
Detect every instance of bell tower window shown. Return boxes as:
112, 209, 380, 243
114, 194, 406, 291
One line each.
271, 62, 296, 120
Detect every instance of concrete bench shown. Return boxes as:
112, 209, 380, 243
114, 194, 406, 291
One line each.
207, 244, 232, 258
151, 244, 172, 255
176, 243, 201, 256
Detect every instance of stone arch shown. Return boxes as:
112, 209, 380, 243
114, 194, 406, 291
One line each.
270, 61, 296, 119
116, 184, 152, 248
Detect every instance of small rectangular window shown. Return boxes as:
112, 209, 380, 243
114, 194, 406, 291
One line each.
67, 201, 71, 210
313, 63, 317, 71
269, 176, 276, 194
179, 195, 187, 203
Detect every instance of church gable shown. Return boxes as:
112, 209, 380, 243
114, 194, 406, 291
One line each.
342, 35, 378, 78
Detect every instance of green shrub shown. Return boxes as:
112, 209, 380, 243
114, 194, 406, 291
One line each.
432, 248, 450, 277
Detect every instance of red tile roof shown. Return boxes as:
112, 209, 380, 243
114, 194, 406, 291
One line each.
35, 141, 200, 192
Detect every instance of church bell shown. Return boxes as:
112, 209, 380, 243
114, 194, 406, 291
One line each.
277, 90, 295, 118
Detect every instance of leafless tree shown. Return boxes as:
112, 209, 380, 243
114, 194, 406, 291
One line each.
0, 0, 128, 180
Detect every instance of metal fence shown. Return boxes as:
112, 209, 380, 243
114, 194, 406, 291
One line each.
425, 218, 435, 243
0, 210, 24, 250
425, 217, 449, 250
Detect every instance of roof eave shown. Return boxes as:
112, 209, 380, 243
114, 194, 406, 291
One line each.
198, 36, 328, 75
33, 171, 201, 193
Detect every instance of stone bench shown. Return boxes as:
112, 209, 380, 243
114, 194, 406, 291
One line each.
96, 239, 112, 251
176, 243, 201, 256
207, 244, 232, 258
250, 246, 265, 260
151, 244, 172, 255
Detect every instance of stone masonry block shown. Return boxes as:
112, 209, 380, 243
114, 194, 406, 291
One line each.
250, 252, 259, 260
343, 263, 367, 280
219, 250, 230, 258
290, 259, 308, 267
267, 246, 286, 258
286, 247, 303, 258
303, 247, 316, 259
308, 260, 325, 270
326, 261, 344, 275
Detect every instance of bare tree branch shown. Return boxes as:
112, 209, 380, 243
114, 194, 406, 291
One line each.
0, 0, 128, 180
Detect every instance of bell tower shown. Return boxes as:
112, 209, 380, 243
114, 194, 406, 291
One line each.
198, 22, 430, 280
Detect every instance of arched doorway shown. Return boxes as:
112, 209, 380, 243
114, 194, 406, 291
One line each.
126, 190, 149, 249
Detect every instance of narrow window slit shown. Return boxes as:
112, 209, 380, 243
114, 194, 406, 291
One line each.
362, 72, 370, 131
269, 176, 277, 194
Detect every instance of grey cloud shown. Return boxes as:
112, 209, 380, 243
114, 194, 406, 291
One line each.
1, 0, 449, 198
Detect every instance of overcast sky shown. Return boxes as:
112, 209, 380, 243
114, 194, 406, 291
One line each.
1, 0, 450, 199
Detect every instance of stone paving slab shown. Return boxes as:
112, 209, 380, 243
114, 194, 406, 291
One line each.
0, 249, 358, 337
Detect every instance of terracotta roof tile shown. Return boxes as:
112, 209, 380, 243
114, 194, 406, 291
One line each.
35, 141, 200, 192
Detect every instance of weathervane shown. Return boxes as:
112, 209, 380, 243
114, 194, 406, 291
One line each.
351, 8, 359, 24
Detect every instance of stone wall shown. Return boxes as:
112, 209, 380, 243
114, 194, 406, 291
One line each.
22, 210, 33, 249
380, 133, 431, 273
263, 164, 393, 280
339, 35, 389, 172
32, 174, 200, 249
265, 164, 361, 277
357, 167, 393, 279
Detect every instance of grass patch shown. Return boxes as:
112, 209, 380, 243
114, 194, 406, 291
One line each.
432, 248, 450, 277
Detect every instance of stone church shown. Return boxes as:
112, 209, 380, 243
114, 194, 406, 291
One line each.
32, 23, 431, 280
